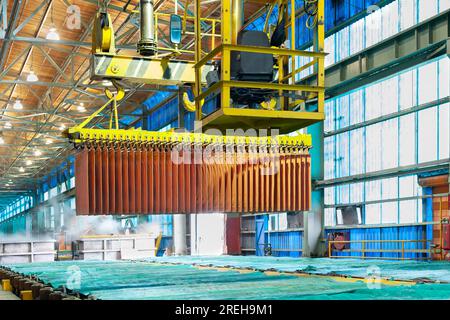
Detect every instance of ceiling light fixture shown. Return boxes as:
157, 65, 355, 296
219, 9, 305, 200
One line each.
27, 70, 39, 82
4, 122, 12, 129
77, 103, 86, 112
27, 50, 39, 82
45, 139, 52, 145
59, 124, 66, 131
34, 150, 42, 156
0, 136, 4, 144
46, 3, 59, 41
26, 160, 32, 166
46, 27, 60, 40
19, 167, 25, 173
13, 100, 23, 110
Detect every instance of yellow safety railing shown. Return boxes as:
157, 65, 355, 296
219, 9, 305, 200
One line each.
192, 0, 326, 132
327, 239, 433, 261
153, 12, 221, 55
325, 191, 449, 261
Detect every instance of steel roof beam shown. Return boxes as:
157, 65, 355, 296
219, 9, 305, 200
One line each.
0, 0, 23, 71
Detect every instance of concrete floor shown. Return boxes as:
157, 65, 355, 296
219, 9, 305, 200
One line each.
0, 288, 19, 300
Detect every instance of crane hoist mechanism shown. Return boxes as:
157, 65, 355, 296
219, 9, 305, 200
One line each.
67, 0, 325, 216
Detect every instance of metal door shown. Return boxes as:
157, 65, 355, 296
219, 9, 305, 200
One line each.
256, 218, 265, 256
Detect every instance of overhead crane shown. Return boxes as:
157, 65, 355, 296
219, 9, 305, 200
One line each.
66, 0, 325, 216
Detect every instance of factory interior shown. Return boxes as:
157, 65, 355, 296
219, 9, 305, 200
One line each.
0, 0, 449, 304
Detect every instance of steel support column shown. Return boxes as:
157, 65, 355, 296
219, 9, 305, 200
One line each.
305, 121, 324, 257
173, 215, 187, 255
173, 93, 187, 256
304, 0, 325, 257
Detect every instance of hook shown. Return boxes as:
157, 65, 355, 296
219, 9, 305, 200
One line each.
105, 80, 125, 101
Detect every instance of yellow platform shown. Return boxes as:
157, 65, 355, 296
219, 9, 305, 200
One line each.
201, 107, 325, 134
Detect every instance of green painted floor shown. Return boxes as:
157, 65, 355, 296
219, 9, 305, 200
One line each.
144, 255, 450, 283
3, 257, 450, 300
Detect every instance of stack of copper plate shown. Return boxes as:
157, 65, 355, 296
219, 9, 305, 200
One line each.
73, 131, 311, 215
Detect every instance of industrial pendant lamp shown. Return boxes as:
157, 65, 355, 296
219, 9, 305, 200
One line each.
13, 99, 23, 110
27, 70, 38, 82
13, 86, 23, 110
26, 51, 38, 82
77, 102, 86, 112
46, 3, 60, 40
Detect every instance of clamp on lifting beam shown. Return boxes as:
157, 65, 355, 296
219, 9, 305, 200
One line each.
68, 126, 312, 149
67, 80, 124, 140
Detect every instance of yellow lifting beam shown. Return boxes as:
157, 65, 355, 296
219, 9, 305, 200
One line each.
67, 126, 312, 148
67, 84, 312, 148
91, 53, 214, 86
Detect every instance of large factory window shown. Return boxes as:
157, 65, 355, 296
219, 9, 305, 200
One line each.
324, 57, 449, 179
298, 0, 449, 77
324, 174, 426, 226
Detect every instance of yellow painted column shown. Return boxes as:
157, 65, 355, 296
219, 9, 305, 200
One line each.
194, 0, 202, 121
314, 0, 325, 113
221, 0, 232, 109
2, 279, 12, 292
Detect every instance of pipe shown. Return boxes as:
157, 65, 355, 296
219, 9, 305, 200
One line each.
137, 0, 157, 56
231, 0, 244, 44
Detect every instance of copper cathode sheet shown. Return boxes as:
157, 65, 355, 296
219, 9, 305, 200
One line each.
75, 148, 89, 215
195, 151, 205, 212
94, 148, 103, 215
128, 149, 136, 213
122, 149, 129, 214
142, 148, 149, 213
231, 151, 237, 213
177, 150, 185, 213
224, 153, 231, 212
237, 149, 243, 213
102, 147, 109, 214
242, 150, 248, 213
219, 150, 226, 212
254, 150, 259, 213
108, 147, 116, 214
88, 148, 96, 214
153, 149, 160, 213
135, 149, 142, 214
148, 148, 154, 214
115, 148, 123, 214
249, 151, 253, 213
306, 155, 311, 210
166, 149, 173, 213
74, 142, 311, 215
160, 149, 167, 213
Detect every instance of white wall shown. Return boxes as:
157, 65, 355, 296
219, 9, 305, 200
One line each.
190, 213, 225, 255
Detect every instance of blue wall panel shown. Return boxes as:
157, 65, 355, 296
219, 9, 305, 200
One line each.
326, 225, 430, 260
266, 231, 303, 257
